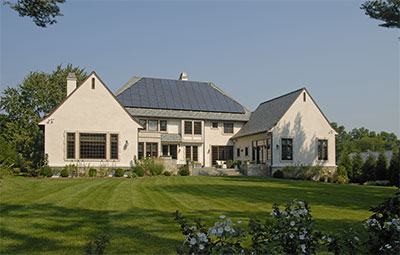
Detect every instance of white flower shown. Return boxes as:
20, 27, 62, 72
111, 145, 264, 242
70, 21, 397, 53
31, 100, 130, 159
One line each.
211, 228, 217, 236
354, 237, 359, 241
290, 221, 295, 227
190, 238, 196, 245
224, 226, 231, 232
385, 244, 392, 249
218, 227, 224, 234
322, 235, 326, 240
270, 211, 276, 216
299, 234, 305, 240
219, 215, 226, 219
237, 220, 242, 224
301, 244, 306, 253
199, 244, 204, 250
299, 201, 305, 207
303, 209, 308, 214
387, 221, 392, 226
327, 238, 332, 243
289, 233, 294, 239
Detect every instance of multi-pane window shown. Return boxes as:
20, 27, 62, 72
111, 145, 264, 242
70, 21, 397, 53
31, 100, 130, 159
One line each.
267, 138, 271, 161
245, 147, 248, 157
281, 138, 293, 160
80, 133, 106, 159
138, 143, 144, 159
162, 144, 177, 159
160, 120, 167, 131
139, 119, 146, 130
212, 122, 218, 128
184, 121, 192, 134
223, 123, 234, 134
148, 120, 158, 131
252, 140, 266, 163
110, 134, 118, 159
318, 139, 328, 160
237, 148, 240, 157
186, 146, 191, 161
186, 145, 198, 161
194, 122, 202, 135
66, 133, 75, 159
146, 143, 158, 158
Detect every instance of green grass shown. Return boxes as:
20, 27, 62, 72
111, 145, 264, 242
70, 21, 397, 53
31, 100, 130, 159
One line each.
0, 176, 396, 254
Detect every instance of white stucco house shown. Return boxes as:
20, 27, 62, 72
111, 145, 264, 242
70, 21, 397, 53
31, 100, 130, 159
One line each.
39, 71, 337, 174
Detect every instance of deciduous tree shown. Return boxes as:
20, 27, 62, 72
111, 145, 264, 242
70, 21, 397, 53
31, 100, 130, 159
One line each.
361, 0, 400, 28
4, 0, 66, 27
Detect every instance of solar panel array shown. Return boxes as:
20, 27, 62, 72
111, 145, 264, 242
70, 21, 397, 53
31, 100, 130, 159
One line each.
116, 78, 245, 114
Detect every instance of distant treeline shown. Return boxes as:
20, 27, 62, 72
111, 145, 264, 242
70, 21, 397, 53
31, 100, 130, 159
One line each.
331, 122, 399, 157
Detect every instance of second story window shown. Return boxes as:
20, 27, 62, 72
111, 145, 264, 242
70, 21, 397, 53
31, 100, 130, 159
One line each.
318, 139, 328, 160
139, 119, 146, 130
223, 123, 234, 134
148, 120, 158, 131
194, 122, 202, 135
160, 120, 167, 131
184, 121, 192, 134
212, 122, 218, 128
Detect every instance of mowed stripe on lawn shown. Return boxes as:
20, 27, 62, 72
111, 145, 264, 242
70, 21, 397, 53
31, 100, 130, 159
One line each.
0, 176, 396, 254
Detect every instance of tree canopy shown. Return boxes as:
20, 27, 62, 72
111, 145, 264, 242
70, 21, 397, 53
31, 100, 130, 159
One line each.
361, 0, 400, 28
0, 64, 86, 171
4, 0, 66, 27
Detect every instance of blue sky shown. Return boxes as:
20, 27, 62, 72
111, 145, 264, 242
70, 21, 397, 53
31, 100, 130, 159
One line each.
1, 0, 399, 136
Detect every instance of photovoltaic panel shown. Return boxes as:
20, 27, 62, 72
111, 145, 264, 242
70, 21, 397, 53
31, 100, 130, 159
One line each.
116, 77, 245, 113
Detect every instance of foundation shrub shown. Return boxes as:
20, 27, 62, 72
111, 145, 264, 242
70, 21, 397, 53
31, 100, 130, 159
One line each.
163, 171, 171, 176
114, 168, 124, 177
88, 168, 97, 177
273, 170, 284, 179
40, 165, 53, 177
127, 172, 137, 178
60, 168, 69, 177
149, 161, 164, 176
133, 166, 145, 177
178, 166, 190, 176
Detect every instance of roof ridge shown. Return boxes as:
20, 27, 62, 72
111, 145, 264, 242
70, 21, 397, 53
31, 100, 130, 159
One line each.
115, 76, 143, 96
258, 87, 304, 106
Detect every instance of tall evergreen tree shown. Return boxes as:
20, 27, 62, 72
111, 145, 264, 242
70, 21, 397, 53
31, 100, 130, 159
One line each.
362, 153, 377, 182
375, 151, 389, 180
339, 150, 353, 180
351, 152, 364, 183
388, 148, 399, 187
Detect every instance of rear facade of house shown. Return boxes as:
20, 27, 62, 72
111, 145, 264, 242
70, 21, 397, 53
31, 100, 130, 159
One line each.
39, 72, 337, 173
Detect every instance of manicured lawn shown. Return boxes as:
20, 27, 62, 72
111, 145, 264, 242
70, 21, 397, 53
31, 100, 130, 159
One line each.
0, 176, 396, 254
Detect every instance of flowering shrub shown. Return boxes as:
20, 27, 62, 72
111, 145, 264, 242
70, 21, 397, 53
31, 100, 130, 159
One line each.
249, 199, 321, 254
364, 192, 400, 254
174, 193, 398, 255
174, 211, 246, 254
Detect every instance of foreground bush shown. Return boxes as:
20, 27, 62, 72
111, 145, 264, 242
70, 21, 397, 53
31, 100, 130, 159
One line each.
133, 157, 165, 176
175, 193, 400, 254
272, 170, 284, 178
60, 168, 69, 177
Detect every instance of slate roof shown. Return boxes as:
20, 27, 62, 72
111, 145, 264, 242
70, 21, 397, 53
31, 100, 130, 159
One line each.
232, 88, 304, 139
161, 133, 182, 142
127, 107, 250, 121
116, 77, 247, 114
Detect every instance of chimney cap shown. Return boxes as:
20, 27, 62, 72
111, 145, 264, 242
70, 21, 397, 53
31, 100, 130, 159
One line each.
179, 72, 188, 81
67, 72, 77, 79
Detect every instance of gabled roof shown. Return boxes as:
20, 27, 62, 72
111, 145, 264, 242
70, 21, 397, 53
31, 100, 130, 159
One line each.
39, 72, 142, 127
232, 88, 304, 139
116, 77, 248, 114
